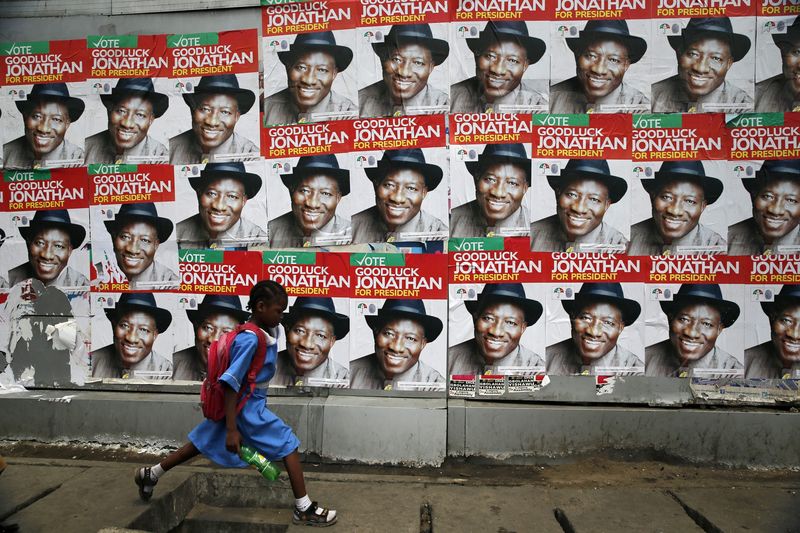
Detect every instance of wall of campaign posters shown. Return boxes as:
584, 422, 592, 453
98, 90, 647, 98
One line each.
0, 0, 798, 403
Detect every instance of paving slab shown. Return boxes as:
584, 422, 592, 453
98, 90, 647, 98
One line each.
0, 465, 85, 520
180, 503, 289, 533
671, 487, 800, 533
6, 465, 194, 533
285, 480, 424, 533
551, 488, 703, 533
425, 485, 563, 533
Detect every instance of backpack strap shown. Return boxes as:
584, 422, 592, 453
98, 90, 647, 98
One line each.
234, 322, 269, 413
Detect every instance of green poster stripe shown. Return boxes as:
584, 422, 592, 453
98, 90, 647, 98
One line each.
448, 238, 504, 252
88, 35, 138, 48
4, 170, 51, 182
179, 249, 224, 263
350, 253, 405, 267
262, 251, 317, 265
533, 114, 590, 126
167, 33, 219, 47
0, 41, 49, 55
88, 164, 138, 174
633, 114, 682, 128
726, 113, 784, 128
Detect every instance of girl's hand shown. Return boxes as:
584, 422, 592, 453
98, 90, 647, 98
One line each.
225, 428, 242, 454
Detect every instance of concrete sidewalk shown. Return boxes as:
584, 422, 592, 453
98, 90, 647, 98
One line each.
1, 450, 799, 533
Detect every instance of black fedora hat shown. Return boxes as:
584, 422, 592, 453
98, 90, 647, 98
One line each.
104, 202, 174, 243
567, 20, 647, 64
281, 154, 350, 196
468, 21, 546, 64
16, 83, 85, 122
772, 16, 800, 46
668, 17, 751, 62
562, 282, 641, 326
466, 143, 531, 186
548, 159, 627, 204
660, 284, 740, 328
761, 284, 800, 316
105, 292, 172, 333
187, 294, 250, 325
643, 161, 723, 205
365, 149, 443, 191
366, 298, 443, 342
183, 74, 256, 115
372, 24, 450, 66
465, 283, 543, 326
278, 31, 353, 72
743, 159, 800, 195
101, 77, 169, 118
283, 296, 349, 339
191, 162, 263, 199
19, 209, 86, 248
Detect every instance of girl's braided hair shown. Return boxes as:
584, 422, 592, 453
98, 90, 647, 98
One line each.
247, 279, 287, 311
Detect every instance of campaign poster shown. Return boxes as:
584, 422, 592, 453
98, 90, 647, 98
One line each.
549, 0, 652, 114
262, 250, 351, 388
88, 291, 177, 382
755, 1, 800, 113
448, 237, 548, 384
163, 30, 260, 164
450, 0, 550, 114
357, 0, 451, 117
530, 113, 632, 253
262, 1, 359, 125
84, 34, 172, 165
264, 120, 356, 248
349, 115, 449, 243
174, 248, 262, 382
449, 113, 533, 238
349, 251, 447, 393
0, 168, 90, 316
89, 164, 179, 292
545, 253, 646, 375
651, 1, 756, 113
645, 255, 746, 378
746, 257, 800, 378
0, 39, 88, 169
174, 161, 268, 250
0, 213, 15, 293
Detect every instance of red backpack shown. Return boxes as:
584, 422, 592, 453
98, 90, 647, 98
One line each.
200, 322, 268, 421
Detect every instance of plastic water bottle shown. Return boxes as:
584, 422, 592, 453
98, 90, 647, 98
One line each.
239, 444, 280, 481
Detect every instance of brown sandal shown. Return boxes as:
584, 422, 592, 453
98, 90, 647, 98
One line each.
292, 501, 337, 527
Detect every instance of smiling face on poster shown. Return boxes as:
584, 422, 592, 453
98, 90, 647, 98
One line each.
545, 282, 645, 376
450, 21, 550, 114
644, 282, 744, 378
550, 19, 652, 114
89, 291, 176, 381
628, 160, 730, 256
350, 147, 449, 244
449, 281, 546, 376
529, 159, 631, 253
744, 284, 800, 379
174, 161, 268, 250
755, 14, 800, 112
651, 14, 755, 113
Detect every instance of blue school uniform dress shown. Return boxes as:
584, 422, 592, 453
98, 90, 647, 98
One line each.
188, 327, 300, 466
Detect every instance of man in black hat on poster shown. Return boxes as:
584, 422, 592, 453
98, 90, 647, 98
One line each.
530, 159, 628, 252
273, 297, 350, 387
264, 31, 357, 125
97, 202, 178, 290
755, 17, 800, 112
85, 78, 169, 164
350, 299, 444, 390
546, 283, 643, 375
176, 162, 266, 249
172, 295, 250, 381
448, 283, 545, 376
8, 210, 88, 289
169, 74, 258, 164
629, 161, 727, 256
359, 24, 450, 117
351, 148, 446, 243
728, 160, 800, 256
91, 293, 173, 380
451, 21, 547, 113
652, 17, 752, 113
4, 83, 85, 169
745, 285, 800, 379
268, 155, 351, 248
646, 284, 742, 377
550, 20, 649, 114
450, 143, 531, 238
